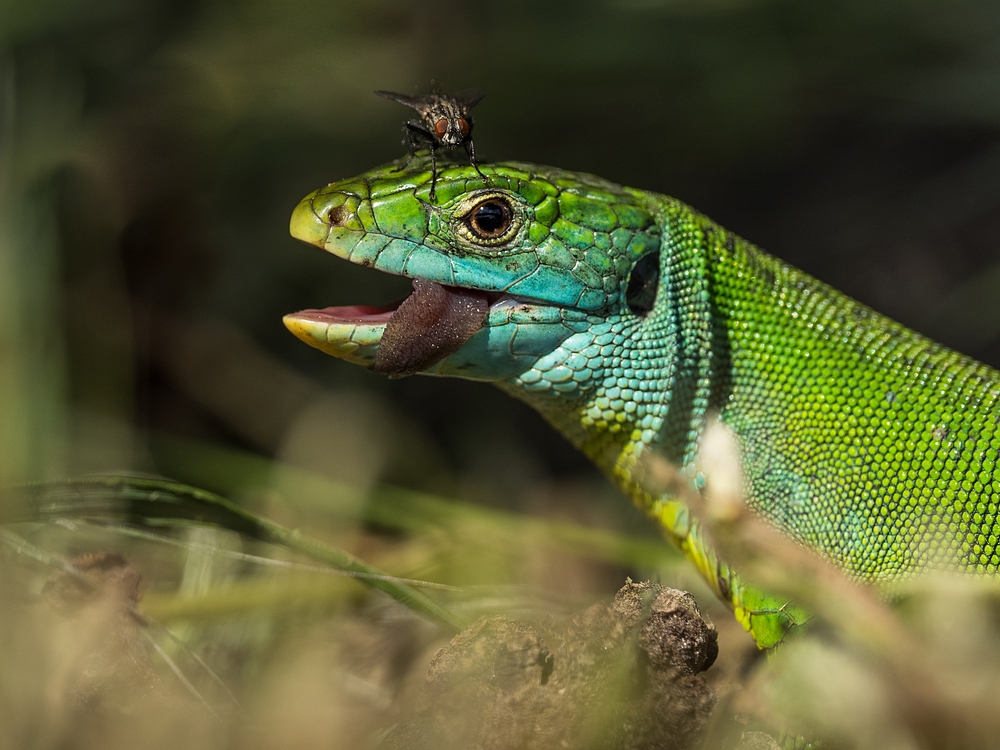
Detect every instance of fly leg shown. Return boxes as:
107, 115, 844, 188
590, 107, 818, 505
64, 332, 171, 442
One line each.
394, 120, 431, 172
428, 142, 438, 202
465, 140, 488, 183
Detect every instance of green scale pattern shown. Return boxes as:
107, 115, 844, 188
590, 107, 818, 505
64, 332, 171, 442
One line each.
286, 159, 1000, 648
709, 228, 1000, 578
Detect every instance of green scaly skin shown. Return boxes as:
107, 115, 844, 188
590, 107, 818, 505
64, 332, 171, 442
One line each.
285, 158, 1000, 649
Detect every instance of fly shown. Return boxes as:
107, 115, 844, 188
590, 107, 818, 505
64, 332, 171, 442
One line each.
375, 88, 488, 201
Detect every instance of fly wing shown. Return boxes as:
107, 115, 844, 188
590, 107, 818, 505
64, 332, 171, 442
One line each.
375, 90, 431, 115
452, 88, 485, 111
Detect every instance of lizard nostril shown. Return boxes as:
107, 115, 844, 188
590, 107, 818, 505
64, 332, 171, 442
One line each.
327, 205, 348, 226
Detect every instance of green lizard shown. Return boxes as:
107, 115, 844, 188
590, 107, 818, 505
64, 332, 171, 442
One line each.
284, 158, 1000, 649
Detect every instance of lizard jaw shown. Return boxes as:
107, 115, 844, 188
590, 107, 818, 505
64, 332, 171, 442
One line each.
283, 290, 520, 371
283, 306, 391, 368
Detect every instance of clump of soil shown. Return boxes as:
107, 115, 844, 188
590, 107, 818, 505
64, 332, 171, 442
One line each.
385, 579, 719, 750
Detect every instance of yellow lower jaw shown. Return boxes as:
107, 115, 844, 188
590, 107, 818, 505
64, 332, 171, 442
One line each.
282, 314, 384, 368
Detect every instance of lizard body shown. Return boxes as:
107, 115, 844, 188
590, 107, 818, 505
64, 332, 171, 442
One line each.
285, 159, 1000, 648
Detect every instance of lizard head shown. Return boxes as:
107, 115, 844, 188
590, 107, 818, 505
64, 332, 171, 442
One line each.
285, 158, 664, 394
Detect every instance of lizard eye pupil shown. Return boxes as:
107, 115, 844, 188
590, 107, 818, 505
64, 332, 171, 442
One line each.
468, 199, 512, 239
626, 252, 660, 316
434, 118, 449, 138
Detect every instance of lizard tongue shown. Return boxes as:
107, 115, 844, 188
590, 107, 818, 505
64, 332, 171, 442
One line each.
373, 278, 489, 378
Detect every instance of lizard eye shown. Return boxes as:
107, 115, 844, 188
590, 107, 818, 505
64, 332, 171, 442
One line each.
626, 252, 659, 316
464, 197, 515, 243
433, 118, 449, 138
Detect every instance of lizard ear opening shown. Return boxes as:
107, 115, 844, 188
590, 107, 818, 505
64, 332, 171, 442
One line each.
626, 252, 660, 316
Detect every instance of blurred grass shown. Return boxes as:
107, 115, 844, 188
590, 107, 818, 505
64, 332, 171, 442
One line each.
150, 434, 685, 572
0, 445, 702, 749
3, 475, 469, 630
4, 0, 1000, 747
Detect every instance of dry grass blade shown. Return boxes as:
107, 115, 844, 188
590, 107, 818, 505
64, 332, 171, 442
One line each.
1, 475, 467, 632
151, 434, 684, 573
101, 523, 459, 591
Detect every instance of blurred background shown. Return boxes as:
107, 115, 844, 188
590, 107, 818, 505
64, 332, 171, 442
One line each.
3, 0, 1000, 747
4, 0, 1000, 493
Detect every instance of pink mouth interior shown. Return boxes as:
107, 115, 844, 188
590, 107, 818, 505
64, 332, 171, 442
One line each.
290, 281, 496, 378
292, 304, 399, 325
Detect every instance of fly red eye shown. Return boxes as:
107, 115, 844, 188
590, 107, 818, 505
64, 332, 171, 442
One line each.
457, 118, 470, 137
433, 118, 448, 138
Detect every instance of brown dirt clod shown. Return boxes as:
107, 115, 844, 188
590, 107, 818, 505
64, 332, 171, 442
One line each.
385, 579, 719, 750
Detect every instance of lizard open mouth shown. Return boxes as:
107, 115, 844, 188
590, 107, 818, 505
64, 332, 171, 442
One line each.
288, 279, 507, 378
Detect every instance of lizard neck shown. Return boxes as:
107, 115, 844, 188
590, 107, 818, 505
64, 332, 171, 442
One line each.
498, 193, 728, 512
